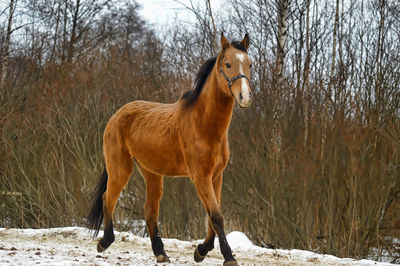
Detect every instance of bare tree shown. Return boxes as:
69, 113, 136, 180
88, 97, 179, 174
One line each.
272, 0, 289, 158
25, 0, 113, 64
321, 0, 339, 161
303, 0, 311, 146
205, 0, 217, 54
0, 0, 16, 92
175, 0, 218, 55
374, 0, 386, 124
67, 0, 81, 62
275, 0, 289, 84
327, 0, 339, 97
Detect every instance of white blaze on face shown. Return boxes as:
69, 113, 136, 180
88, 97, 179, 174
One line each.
235, 53, 251, 106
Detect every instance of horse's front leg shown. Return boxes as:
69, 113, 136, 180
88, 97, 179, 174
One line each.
191, 170, 237, 265
194, 173, 223, 262
138, 165, 170, 263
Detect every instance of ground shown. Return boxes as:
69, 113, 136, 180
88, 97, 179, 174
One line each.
0, 227, 394, 265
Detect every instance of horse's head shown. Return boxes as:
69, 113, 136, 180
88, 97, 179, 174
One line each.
217, 33, 252, 108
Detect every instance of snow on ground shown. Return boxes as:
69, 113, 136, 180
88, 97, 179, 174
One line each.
0, 227, 395, 265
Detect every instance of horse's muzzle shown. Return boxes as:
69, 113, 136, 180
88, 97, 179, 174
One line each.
237, 90, 252, 108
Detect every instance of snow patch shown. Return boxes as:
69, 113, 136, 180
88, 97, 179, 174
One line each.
0, 227, 396, 265
225, 231, 253, 250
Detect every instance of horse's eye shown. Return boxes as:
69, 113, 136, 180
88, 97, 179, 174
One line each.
249, 64, 253, 68
225, 63, 231, 68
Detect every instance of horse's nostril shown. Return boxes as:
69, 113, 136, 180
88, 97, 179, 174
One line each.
239, 92, 243, 101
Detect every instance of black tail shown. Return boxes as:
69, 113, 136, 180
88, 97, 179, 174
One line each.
85, 167, 108, 237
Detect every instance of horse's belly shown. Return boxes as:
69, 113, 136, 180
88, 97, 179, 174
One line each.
128, 135, 188, 177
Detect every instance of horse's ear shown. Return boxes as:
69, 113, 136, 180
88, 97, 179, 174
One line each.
241, 33, 250, 50
220, 32, 229, 50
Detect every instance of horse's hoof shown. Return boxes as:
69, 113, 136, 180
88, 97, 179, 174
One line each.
194, 246, 205, 262
97, 241, 106, 252
223, 260, 238, 266
156, 254, 170, 263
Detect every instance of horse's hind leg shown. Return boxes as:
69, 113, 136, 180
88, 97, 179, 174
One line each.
97, 146, 133, 252
137, 165, 169, 263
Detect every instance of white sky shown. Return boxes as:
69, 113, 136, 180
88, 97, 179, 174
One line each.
135, 0, 223, 29
0, 1, 224, 31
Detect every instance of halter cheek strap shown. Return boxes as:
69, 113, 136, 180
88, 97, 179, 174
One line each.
220, 68, 250, 98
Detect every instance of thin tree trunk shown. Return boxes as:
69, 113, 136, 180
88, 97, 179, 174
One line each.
327, 0, 339, 98
272, 0, 289, 159
205, 0, 217, 54
50, 3, 61, 64
68, 0, 81, 62
276, 0, 288, 84
336, 0, 344, 116
0, 0, 15, 92
62, 0, 68, 63
303, 0, 311, 147
321, 0, 340, 161
375, 0, 385, 124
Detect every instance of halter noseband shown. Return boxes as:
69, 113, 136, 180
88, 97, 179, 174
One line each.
220, 68, 250, 98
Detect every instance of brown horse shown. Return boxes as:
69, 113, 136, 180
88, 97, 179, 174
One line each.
85, 32, 252, 265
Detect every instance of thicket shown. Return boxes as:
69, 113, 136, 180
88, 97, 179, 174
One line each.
0, 0, 399, 263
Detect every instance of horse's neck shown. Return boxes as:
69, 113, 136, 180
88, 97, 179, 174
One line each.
193, 70, 235, 141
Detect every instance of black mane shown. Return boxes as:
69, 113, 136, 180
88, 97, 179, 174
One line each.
231, 41, 247, 52
181, 56, 217, 108
181, 42, 247, 108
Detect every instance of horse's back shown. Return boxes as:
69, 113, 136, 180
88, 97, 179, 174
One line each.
104, 100, 188, 176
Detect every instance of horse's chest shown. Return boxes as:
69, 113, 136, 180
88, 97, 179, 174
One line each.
181, 136, 230, 175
